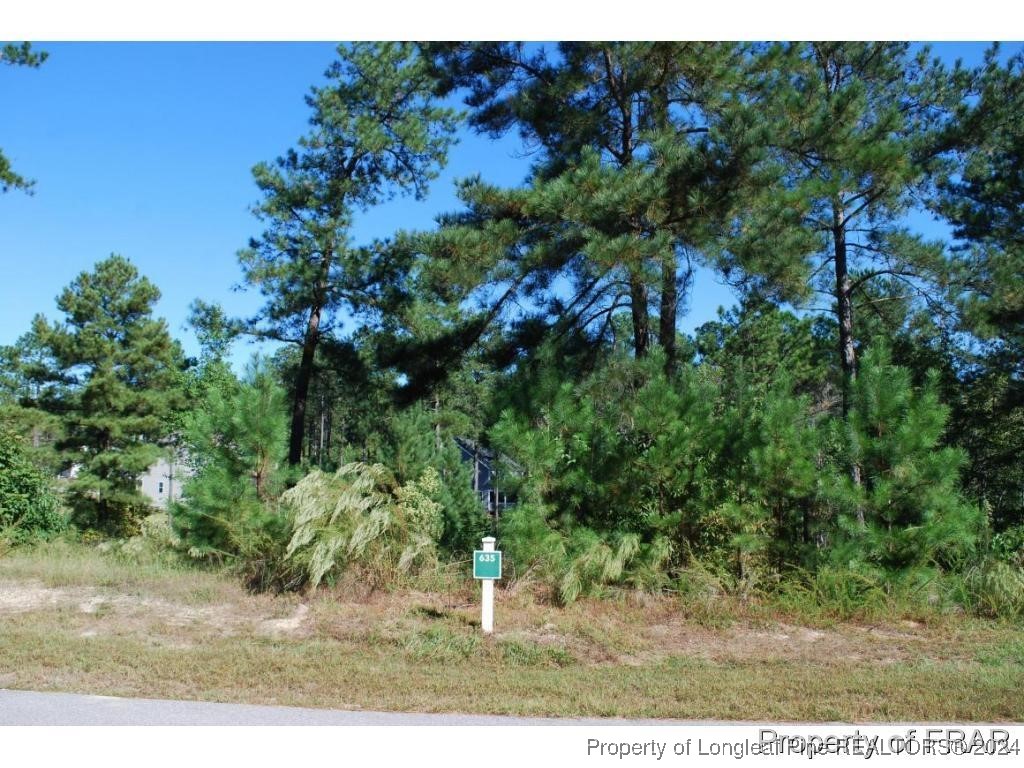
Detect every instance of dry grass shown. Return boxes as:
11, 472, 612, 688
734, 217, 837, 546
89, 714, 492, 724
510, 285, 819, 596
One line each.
1, 542, 1022, 721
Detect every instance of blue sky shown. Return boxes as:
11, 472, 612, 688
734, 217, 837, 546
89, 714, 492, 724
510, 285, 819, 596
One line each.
0, 42, 1015, 368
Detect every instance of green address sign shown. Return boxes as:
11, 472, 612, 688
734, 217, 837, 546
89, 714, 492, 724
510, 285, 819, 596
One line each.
473, 550, 502, 579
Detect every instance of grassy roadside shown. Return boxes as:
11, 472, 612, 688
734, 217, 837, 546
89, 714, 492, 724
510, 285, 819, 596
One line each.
1, 542, 1022, 721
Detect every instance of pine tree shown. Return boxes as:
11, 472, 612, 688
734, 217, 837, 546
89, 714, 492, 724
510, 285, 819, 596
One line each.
753, 43, 964, 417
832, 345, 983, 574
236, 42, 458, 466
0, 326, 66, 473
423, 42, 758, 375
174, 358, 289, 559
695, 298, 830, 402
937, 47, 1024, 358
933, 48, 1024, 529
32, 255, 185, 535
268, 337, 389, 470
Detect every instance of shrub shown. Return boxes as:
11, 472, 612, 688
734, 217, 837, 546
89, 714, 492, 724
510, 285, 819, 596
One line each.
830, 346, 986, 574
173, 359, 291, 569
772, 567, 890, 620
283, 462, 445, 589
383, 405, 488, 555
0, 426, 65, 543
498, 503, 673, 604
991, 525, 1024, 569
962, 559, 1024, 619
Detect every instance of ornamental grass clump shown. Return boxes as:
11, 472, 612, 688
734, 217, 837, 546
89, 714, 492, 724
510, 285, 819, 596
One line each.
283, 461, 444, 590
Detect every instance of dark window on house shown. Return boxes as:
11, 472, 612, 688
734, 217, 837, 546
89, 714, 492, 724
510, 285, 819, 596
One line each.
158, 482, 164, 494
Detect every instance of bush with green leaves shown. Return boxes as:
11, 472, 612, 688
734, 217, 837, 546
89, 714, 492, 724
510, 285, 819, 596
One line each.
172, 359, 294, 587
829, 345, 986, 575
498, 501, 673, 603
0, 426, 65, 543
990, 525, 1024, 569
382, 405, 488, 554
492, 350, 831, 600
283, 462, 445, 589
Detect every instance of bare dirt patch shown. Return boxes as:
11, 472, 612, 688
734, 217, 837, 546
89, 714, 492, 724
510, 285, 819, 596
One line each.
0, 581, 79, 613
257, 603, 311, 638
635, 615, 948, 665
0, 578, 309, 643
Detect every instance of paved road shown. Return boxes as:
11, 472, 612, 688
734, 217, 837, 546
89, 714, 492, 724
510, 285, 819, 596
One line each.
0, 688, 689, 725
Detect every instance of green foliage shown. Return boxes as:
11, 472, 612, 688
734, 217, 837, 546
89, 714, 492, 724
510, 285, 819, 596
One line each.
494, 348, 830, 596
0, 426, 64, 543
768, 565, 967, 623
937, 49, 1024, 355
283, 462, 445, 590
490, 338, 997, 611
234, 41, 460, 465
173, 359, 291, 576
695, 299, 831, 400
28, 255, 186, 535
934, 50, 1024, 531
772, 567, 891, 621
961, 559, 1024, 619
950, 370, 1024, 531
384, 405, 488, 554
497, 504, 675, 605
267, 339, 390, 470
558, 530, 673, 604
0, 329, 66, 474
421, 42, 770, 373
991, 526, 1024, 569
830, 345, 985, 573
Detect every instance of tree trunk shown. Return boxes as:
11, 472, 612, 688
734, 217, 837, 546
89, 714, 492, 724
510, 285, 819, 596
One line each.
834, 203, 865, 509
318, 391, 326, 467
833, 206, 857, 413
609, 56, 650, 362
254, 448, 268, 501
629, 273, 651, 358
288, 306, 320, 466
324, 407, 333, 466
659, 253, 678, 376
831, 222, 856, 403
288, 251, 331, 466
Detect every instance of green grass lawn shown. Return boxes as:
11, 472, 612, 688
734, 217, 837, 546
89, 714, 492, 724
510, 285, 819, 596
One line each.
1, 541, 1022, 721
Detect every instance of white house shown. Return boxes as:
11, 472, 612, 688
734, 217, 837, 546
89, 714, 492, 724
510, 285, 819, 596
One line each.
58, 453, 192, 510
138, 454, 191, 509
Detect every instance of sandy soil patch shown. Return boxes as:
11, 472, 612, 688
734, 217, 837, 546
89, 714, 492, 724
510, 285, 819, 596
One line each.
0, 578, 308, 641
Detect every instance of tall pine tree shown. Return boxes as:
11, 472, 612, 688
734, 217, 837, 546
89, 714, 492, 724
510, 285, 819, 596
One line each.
32, 255, 185, 535
423, 42, 758, 376
235, 42, 458, 465
757, 43, 963, 416
934, 47, 1024, 528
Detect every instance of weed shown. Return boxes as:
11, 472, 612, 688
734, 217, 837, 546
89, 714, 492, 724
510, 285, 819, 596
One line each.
975, 638, 1024, 667
403, 626, 481, 661
498, 639, 575, 667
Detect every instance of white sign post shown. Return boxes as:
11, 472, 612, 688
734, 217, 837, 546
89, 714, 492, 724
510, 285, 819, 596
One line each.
473, 536, 500, 634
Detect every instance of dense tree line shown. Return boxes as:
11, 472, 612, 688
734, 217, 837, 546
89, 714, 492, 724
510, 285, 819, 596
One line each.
2, 42, 1023, 616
